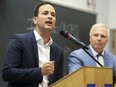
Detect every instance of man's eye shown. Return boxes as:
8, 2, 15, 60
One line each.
51, 13, 56, 17
93, 34, 98, 37
43, 12, 48, 15
101, 35, 106, 38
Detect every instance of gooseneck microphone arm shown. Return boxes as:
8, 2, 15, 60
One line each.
59, 30, 103, 67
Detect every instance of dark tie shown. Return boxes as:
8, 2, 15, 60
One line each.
96, 53, 103, 61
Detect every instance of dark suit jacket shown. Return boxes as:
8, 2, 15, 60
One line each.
2, 32, 64, 87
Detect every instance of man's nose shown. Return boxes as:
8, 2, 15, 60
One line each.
48, 14, 52, 19
97, 35, 102, 39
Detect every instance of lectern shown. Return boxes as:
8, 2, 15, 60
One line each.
49, 67, 113, 87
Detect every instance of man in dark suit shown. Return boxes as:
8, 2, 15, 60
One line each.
2, 1, 64, 87
68, 23, 116, 84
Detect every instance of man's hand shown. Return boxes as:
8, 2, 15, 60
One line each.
41, 61, 55, 76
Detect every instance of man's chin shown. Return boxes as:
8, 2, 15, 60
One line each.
95, 47, 102, 52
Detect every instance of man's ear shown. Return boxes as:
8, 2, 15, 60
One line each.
33, 17, 37, 24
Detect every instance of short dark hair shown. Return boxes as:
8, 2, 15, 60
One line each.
33, 1, 55, 16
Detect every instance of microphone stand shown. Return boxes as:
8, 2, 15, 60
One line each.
82, 47, 103, 67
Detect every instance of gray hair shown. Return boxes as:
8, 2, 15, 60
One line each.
89, 23, 110, 37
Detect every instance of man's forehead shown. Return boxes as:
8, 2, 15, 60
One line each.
39, 4, 55, 12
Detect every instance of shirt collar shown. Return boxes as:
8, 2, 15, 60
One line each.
90, 45, 104, 57
33, 29, 53, 46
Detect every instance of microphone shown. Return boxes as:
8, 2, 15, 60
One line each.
59, 30, 88, 50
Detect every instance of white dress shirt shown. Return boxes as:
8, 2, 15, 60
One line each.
33, 30, 53, 87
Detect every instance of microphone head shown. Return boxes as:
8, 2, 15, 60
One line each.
59, 30, 68, 38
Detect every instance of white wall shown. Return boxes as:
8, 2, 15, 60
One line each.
109, 0, 116, 29
96, 0, 109, 25
42, 0, 97, 14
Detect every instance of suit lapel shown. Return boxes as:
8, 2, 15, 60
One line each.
50, 44, 55, 61
48, 44, 55, 85
103, 52, 110, 66
87, 46, 97, 66
30, 32, 39, 66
